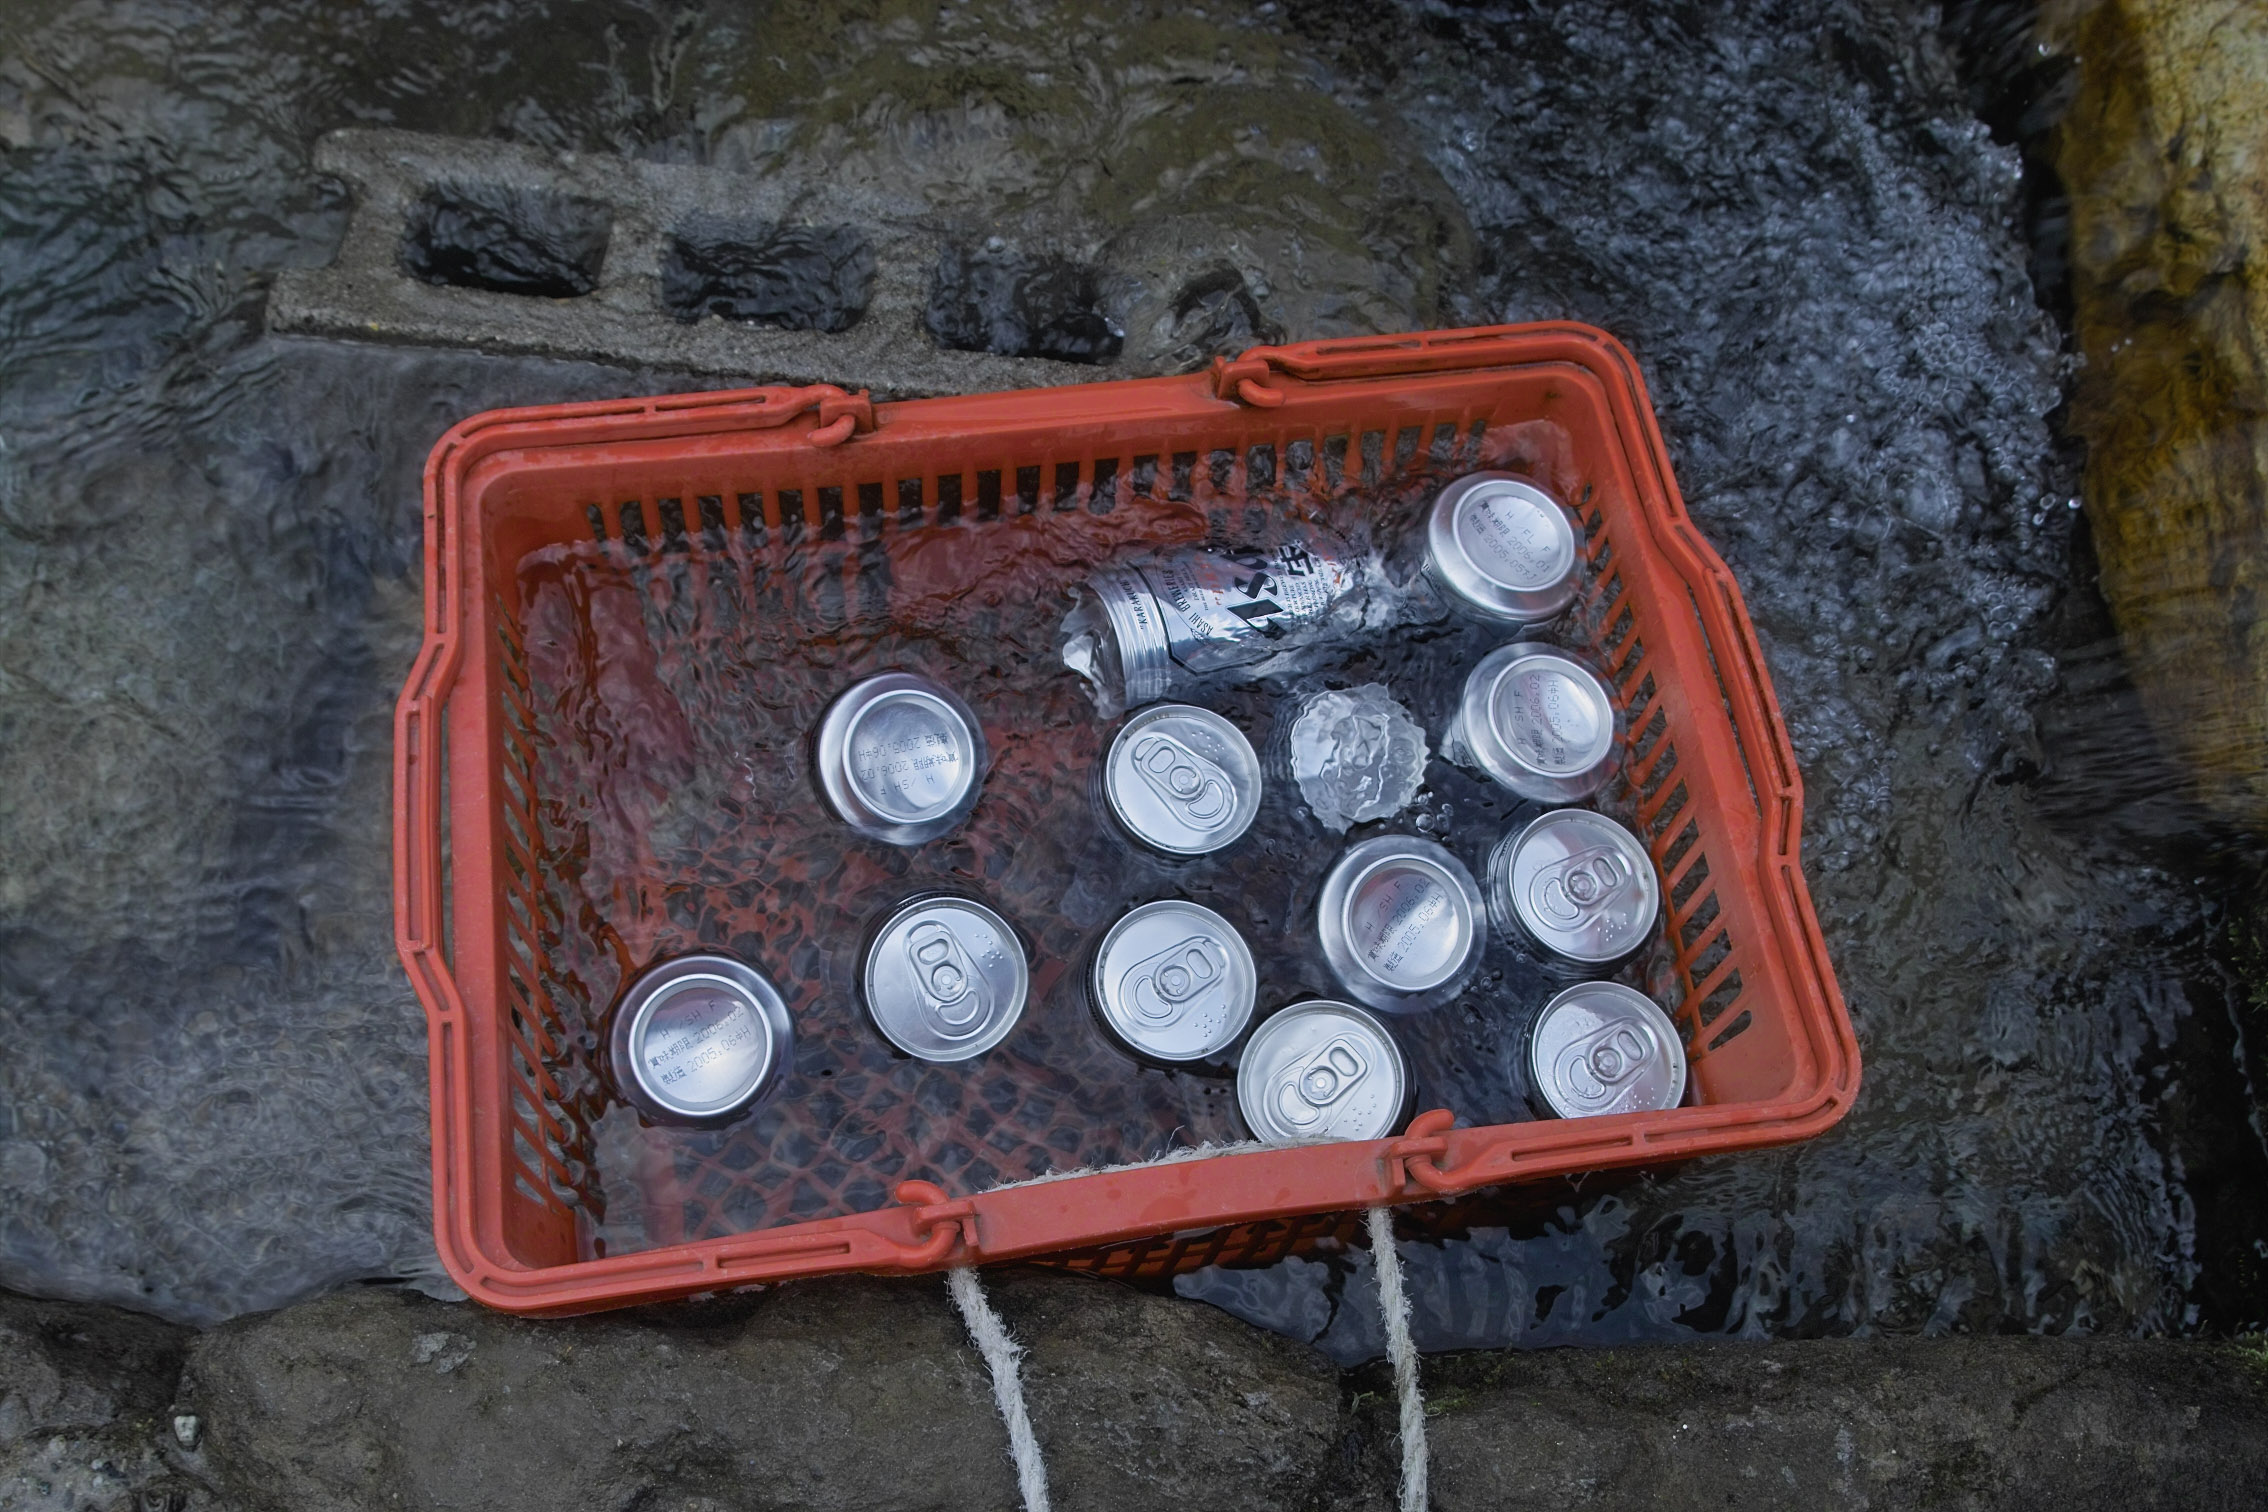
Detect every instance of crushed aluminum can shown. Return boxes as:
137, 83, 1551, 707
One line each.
861, 895, 1029, 1062
1315, 834, 1484, 1014
814, 671, 988, 845
1442, 641, 1619, 803
1527, 981, 1687, 1119
1089, 899, 1257, 1063
1423, 472, 1582, 626
1487, 808, 1660, 975
1060, 538, 1369, 716
1236, 999, 1409, 1145
605, 954, 794, 1128
1104, 703, 1263, 856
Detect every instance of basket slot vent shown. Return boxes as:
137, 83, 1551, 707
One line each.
817, 485, 845, 540
1130, 454, 1159, 498
1360, 430, 1385, 486
898, 477, 924, 526
1612, 638, 1647, 693
934, 473, 962, 524
857, 481, 884, 537
1600, 604, 1637, 659
1686, 926, 1733, 988
1429, 422, 1458, 467
586, 503, 607, 542
1247, 444, 1275, 491
1016, 464, 1042, 513
1284, 438, 1314, 489
1090, 456, 1119, 513
1668, 852, 1711, 912
656, 497, 688, 553
1644, 779, 1689, 840
1676, 889, 1722, 951
1591, 532, 1615, 574
736, 492, 766, 549
1466, 418, 1488, 458
976, 469, 1003, 519
1660, 816, 1701, 875
1623, 670, 1659, 725
1630, 705, 1670, 767
778, 488, 806, 539
1392, 425, 1421, 474
695, 494, 726, 550
1208, 448, 1235, 496
1636, 742, 1679, 801
1170, 451, 1196, 501
616, 500, 647, 553
1694, 968, 1743, 1028
1707, 1010, 1752, 1051
1053, 460, 1081, 510
1322, 434, 1349, 490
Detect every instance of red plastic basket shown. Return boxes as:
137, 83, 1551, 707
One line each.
394, 323, 1860, 1313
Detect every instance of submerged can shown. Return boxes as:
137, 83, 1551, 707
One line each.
862, 895, 1029, 1062
1487, 808, 1660, 975
1423, 472, 1582, 626
1090, 899, 1258, 1063
1237, 999, 1410, 1145
1315, 834, 1485, 1013
1444, 642, 1619, 803
1527, 981, 1687, 1119
1061, 539, 1366, 715
814, 671, 988, 845
1104, 703, 1263, 856
605, 954, 794, 1128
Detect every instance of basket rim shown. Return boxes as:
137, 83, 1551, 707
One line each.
393, 321, 1861, 1314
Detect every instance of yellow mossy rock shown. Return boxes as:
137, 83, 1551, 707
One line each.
2048, 0, 2268, 830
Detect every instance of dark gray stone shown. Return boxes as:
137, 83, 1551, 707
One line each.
0, 1288, 204, 1511
179, 1270, 1359, 1512
1365, 1336, 2268, 1511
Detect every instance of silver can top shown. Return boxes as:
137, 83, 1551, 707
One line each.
1490, 808, 1660, 966
1528, 982, 1687, 1119
609, 954, 793, 1126
814, 671, 987, 845
1451, 642, 1618, 803
1090, 899, 1257, 1062
1237, 999, 1408, 1145
1315, 834, 1484, 1013
1424, 472, 1581, 625
862, 895, 1029, 1062
1105, 703, 1263, 856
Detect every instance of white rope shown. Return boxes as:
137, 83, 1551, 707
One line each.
1368, 1205, 1429, 1512
947, 1266, 1052, 1512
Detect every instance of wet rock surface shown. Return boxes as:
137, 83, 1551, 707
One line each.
11, 1277, 2268, 1511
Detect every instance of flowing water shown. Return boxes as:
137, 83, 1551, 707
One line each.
1, 0, 2263, 1352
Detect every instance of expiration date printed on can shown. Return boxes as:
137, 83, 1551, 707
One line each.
646, 1004, 760, 1086
1362, 877, 1451, 972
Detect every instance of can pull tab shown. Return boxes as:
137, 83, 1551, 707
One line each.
906, 921, 989, 1037
1530, 844, 1636, 927
1272, 1035, 1371, 1132
1552, 1022, 1656, 1110
1129, 732, 1236, 830
1122, 935, 1230, 1026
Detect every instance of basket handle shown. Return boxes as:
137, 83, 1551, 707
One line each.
1210, 326, 1572, 405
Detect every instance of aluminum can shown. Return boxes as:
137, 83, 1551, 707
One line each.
814, 671, 987, 845
1423, 472, 1581, 626
1487, 808, 1660, 975
605, 954, 793, 1128
1089, 899, 1257, 1062
1526, 981, 1687, 1119
1315, 834, 1484, 1013
1061, 539, 1365, 715
1443, 642, 1618, 803
862, 895, 1029, 1062
1237, 999, 1409, 1145
1104, 703, 1263, 856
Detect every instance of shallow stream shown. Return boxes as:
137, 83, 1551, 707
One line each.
0, 0, 2261, 1354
